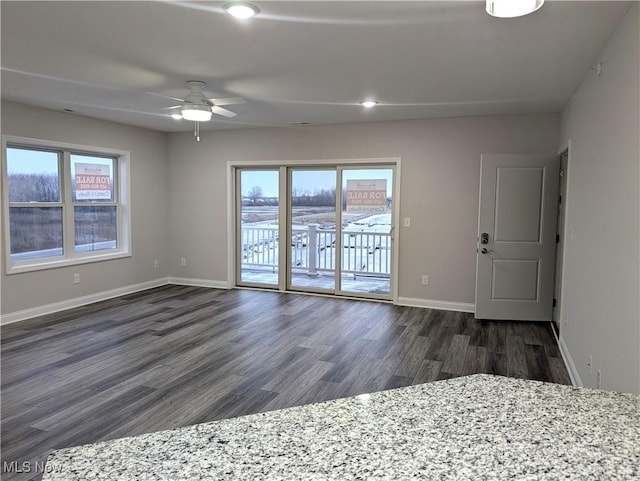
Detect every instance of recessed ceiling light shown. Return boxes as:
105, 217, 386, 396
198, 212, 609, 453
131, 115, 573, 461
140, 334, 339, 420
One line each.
360, 100, 378, 108
224, 2, 259, 19
486, 0, 544, 18
171, 113, 183, 120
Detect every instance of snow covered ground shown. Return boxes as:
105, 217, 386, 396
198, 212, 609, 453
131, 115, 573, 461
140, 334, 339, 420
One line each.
240, 212, 392, 295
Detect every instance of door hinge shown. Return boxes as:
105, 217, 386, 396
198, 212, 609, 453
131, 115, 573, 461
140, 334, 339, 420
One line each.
553, 298, 557, 307
556, 234, 560, 243
558, 195, 562, 205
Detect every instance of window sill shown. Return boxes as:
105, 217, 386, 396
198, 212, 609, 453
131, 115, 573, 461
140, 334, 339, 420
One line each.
5, 250, 132, 275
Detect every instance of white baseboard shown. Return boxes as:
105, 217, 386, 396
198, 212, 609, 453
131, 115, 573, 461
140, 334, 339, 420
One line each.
167, 277, 231, 289
397, 297, 475, 313
0, 278, 169, 326
558, 334, 582, 387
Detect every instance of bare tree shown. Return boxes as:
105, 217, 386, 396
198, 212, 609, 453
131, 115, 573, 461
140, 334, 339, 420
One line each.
8, 173, 59, 202
248, 186, 263, 205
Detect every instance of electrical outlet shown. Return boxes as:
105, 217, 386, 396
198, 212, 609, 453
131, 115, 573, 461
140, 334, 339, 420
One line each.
421, 275, 429, 285
596, 370, 602, 389
403, 217, 411, 227
154, 260, 159, 269
587, 355, 593, 374
73, 273, 80, 284
180, 258, 187, 267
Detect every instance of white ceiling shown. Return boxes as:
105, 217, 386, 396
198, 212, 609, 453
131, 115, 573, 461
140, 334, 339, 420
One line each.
0, 1, 631, 132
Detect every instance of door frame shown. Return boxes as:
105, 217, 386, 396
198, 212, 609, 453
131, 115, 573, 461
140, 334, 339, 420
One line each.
227, 158, 401, 303
554, 141, 572, 339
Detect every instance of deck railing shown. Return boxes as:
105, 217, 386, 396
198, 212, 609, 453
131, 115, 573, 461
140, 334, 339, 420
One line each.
241, 224, 391, 278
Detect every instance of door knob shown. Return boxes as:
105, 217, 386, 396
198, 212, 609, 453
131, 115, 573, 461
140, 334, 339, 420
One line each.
481, 248, 494, 254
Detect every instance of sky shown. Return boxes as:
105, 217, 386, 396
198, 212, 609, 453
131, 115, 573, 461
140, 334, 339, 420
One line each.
7, 148, 113, 177
6, 148, 59, 175
241, 168, 394, 198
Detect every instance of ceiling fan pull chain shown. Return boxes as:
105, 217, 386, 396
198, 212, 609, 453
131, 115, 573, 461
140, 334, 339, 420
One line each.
191, 120, 201, 142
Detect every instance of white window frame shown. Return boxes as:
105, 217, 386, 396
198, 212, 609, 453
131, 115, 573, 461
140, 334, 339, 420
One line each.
2, 135, 131, 274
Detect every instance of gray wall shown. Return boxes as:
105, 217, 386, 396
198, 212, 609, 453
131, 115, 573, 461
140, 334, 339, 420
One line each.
3, 12, 636, 393
1, 101, 170, 314
167, 113, 560, 305
1, 105, 559, 318
559, 4, 639, 393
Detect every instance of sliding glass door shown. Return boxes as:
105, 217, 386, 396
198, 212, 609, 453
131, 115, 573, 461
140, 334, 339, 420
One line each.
235, 163, 396, 300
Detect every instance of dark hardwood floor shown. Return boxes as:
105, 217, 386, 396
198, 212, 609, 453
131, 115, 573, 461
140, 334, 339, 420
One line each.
1, 285, 570, 481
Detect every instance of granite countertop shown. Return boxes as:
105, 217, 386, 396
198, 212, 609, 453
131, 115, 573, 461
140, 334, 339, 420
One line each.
44, 374, 639, 480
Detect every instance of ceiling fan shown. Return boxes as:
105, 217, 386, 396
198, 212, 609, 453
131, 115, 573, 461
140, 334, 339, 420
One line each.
154, 80, 246, 140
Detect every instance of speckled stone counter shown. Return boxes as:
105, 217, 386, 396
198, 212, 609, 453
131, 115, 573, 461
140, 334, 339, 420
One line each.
44, 374, 639, 480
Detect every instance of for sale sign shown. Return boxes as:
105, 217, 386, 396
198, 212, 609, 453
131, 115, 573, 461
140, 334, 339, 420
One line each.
346, 179, 387, 213
75, 163, 111, 200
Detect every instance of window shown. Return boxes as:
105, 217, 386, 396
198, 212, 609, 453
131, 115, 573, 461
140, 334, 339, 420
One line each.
2, 137, 130, 273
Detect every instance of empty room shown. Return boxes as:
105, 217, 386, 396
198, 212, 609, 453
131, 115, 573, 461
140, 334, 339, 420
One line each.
1, 1, 638, 480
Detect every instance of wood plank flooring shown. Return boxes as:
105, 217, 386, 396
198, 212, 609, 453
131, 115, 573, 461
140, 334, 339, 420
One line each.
1, 285, 571, 481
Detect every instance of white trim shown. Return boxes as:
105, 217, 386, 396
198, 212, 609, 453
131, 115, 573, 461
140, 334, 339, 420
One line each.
226, 161, 236, 289
558, 334, 582, 387
229, 157, 401, 168
278, 166, 287, 291
2, 135, 131, 158
0, 278, 168, 325
556, 140, 572, 341
553, 141, 578, 387
391, 160, 401, 303
167, 277, 231, 289
6, 251, 132, 275
397, 296, 475, 313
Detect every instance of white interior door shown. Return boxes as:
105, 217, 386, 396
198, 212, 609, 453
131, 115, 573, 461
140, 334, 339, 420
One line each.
475, 154, 560, 321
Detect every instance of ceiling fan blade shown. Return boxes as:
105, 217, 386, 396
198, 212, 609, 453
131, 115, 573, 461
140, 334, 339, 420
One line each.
65, 102, 170, 118
146, 91, 186, 103
211, 106, 237, 118
208, 97, 246, 106
161, 105, 182, 110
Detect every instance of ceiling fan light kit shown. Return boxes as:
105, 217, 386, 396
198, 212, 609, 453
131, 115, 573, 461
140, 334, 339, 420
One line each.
181, 104, 213, 122
360, 100, 378, 108
486, 0, 544, 18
